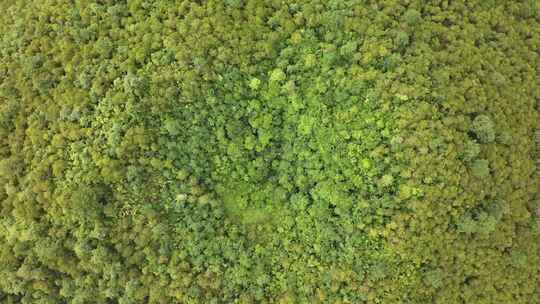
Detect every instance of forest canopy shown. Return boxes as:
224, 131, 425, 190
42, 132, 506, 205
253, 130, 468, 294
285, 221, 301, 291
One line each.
0, 0, 539, 303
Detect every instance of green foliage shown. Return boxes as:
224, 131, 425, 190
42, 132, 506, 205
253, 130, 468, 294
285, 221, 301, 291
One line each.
472, 115, 496, 143
471, 159, 490, 178
457, 211, 498, 235
461, 140, 481, 162
403, 9, 422, 25
423, 269, 444, 289
0, 0, 539, 303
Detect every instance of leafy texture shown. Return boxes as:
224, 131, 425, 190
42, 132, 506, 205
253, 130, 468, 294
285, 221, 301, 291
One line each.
0, 1, 539, 303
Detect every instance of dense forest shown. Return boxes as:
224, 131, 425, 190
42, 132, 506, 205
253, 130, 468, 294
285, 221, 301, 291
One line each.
1, 0, 539, 303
